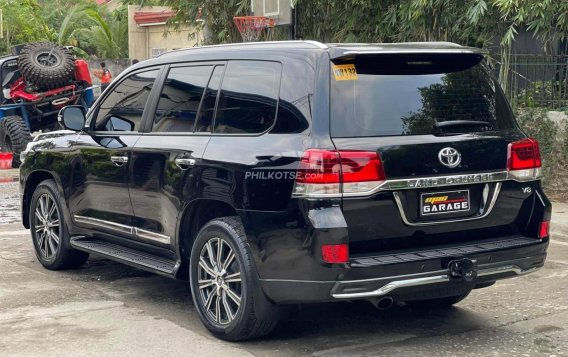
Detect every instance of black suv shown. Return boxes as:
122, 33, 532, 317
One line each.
20, 41, 550, 341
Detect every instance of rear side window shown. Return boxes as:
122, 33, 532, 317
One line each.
152, 66, 213, 133
214, 61, 280, 134
330, 56, 517, 137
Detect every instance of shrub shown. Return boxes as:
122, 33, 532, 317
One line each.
515, 108, 568, 195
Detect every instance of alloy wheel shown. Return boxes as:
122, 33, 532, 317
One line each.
33, 193, 61, 259
197, 237, 242, 325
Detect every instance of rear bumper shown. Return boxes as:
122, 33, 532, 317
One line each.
259, 238, 547, 303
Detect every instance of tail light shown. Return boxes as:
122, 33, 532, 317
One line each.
507, 138, 542, 181
293, 149, 386, 197
538, 220, 550, 239
321, 244, 349, 263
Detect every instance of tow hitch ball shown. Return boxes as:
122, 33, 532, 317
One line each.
448, 258, 477, 282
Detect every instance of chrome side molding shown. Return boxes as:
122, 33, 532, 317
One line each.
74, 215, 133, 235
73, 215, 171, 245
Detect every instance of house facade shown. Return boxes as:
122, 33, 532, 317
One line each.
127, 5, 200, 61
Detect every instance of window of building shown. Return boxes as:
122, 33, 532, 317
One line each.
151, 48, 167, 57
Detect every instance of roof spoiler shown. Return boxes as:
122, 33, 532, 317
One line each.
329, 43, 486, 61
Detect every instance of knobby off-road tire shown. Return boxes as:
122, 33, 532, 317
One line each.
406, 292, 471, 309
0, 115, 32, 168
189, 217, 280, 341
18, 42, 75, 90
30, 179, 89, 270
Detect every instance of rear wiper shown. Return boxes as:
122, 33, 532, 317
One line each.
434, 120, 491, 129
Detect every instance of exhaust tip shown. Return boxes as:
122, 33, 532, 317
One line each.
372, 296, 394, 310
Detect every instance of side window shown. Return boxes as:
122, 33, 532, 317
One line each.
214, 61, 280, 134
152, 66, 213, 133
271, 61, 311, 133
93, 69, 159, 132
195, 66, 224, 133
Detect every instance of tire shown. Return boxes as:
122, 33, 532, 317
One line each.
189, 217, 279, 341
0, 115, 32, 168
406, 292, 470, 309
18, 42, 75, 90
29, 179, 89, 270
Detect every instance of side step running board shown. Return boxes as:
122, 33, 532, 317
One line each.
70, 236, 179, 277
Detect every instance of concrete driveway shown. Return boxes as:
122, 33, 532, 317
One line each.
1, 168, 567, 357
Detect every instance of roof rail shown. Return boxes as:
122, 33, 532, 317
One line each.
157, 40, 327, 58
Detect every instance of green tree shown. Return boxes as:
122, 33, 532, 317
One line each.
57, 3, 99, 46
81, 8, 129, 58
162, 0, 249, 44
0, 0, 54, 52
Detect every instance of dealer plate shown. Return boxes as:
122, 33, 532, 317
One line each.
420, 190, 470, 216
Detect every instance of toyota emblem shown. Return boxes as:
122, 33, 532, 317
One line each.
438, 147, 461, 168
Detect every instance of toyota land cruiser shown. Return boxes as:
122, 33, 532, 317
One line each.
19, 41, 550, 341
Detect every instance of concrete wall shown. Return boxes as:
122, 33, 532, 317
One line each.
128, 5, 199, 61
86, 59, 131, 96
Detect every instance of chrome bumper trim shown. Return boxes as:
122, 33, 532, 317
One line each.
331, 264, 541, 299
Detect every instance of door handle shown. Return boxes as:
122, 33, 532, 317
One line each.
110, 155, 128, 166
175, 158, 195, 170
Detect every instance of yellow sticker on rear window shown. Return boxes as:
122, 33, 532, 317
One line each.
332, 64, 358, 81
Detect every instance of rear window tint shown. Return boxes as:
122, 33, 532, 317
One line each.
330, 60, 517, 138
214, 61, 280, 134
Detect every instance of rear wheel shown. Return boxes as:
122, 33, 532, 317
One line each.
30, 179, 89, 270
0, 115, 32, 168
406, 292, 470, 309
189, 217, 279, 341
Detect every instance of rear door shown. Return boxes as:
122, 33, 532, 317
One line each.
128, 64, 221, 247
329, 53, 535, 254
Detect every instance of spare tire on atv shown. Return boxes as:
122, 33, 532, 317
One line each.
18, 42, 75, 90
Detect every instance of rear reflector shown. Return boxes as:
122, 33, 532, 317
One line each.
321, 244, 349, 263
293, 149, 386, 197
538, 220, 550, 239
507, 138, 542, 181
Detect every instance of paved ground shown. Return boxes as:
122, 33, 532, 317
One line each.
1, 168, 568, 357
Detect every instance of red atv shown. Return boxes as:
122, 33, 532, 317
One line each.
0, 42, 95, 167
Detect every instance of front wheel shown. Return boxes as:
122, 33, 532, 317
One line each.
30, 179, 89, 270
189, 217, 279, 341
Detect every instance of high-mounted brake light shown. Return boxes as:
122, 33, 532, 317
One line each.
292, 149, 386, 197
507, 138, 542, 181
321, 244, 349, 263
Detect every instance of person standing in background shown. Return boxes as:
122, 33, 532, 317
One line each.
93, 62, 112, 92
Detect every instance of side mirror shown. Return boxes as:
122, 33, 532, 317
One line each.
58, 105, 86, 131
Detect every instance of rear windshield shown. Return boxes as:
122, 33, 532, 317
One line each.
330, 56, 517, 137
